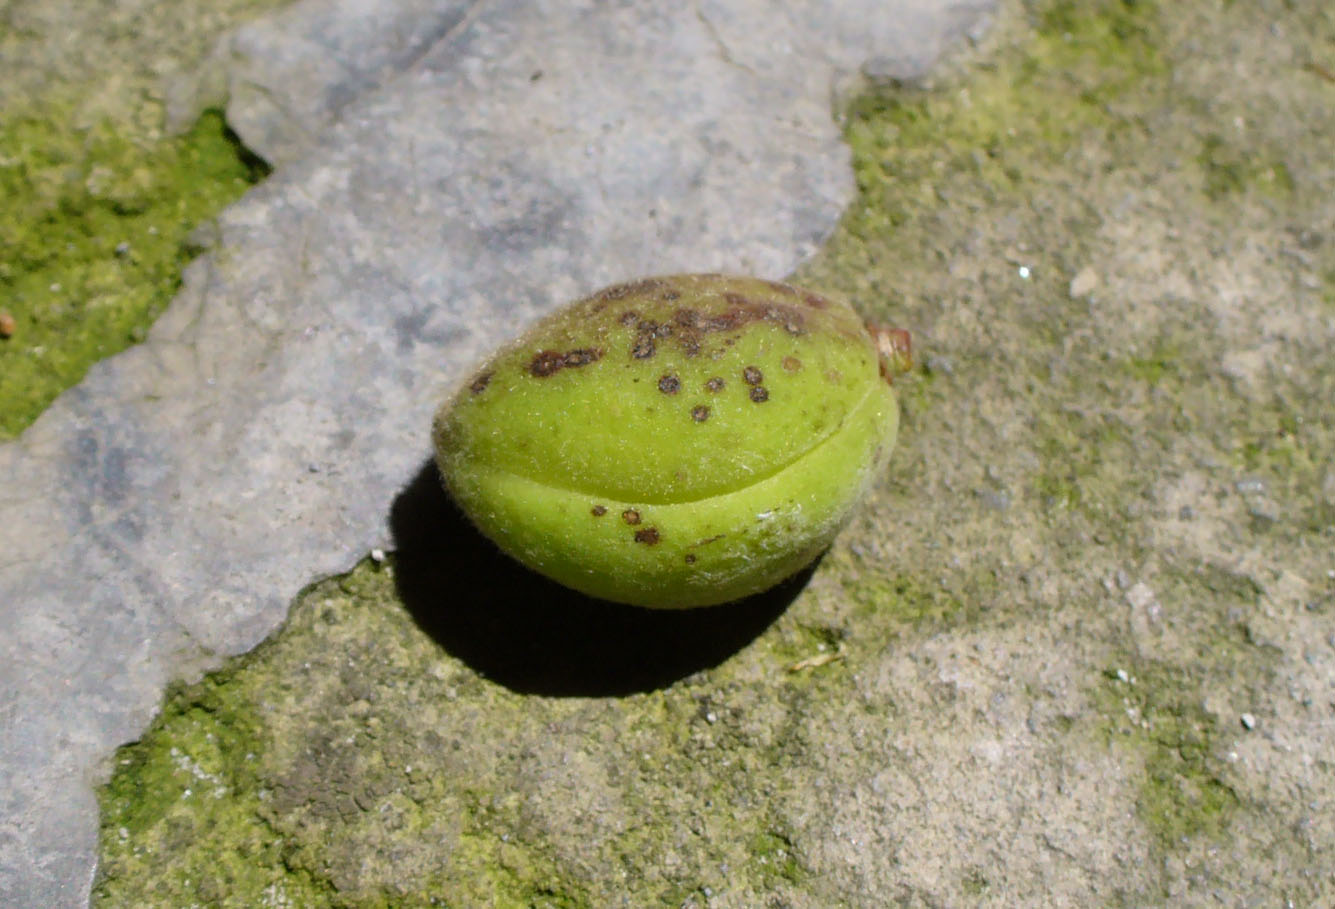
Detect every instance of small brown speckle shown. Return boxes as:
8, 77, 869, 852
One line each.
529, 347, 603, 376
468, 371, 493, 394
619, 310, 641, 326
691, 405, 710, 422
622, 509, 641, 525
595, 278, 664, 301
658, 373, 681, 394
684, 553, 697, 564
704, 377, 725, 393
743, 366, 764, 385
782, 356, 802, 372
634, 527, 661, 545
749, 386, 769, 403
673, 308, 702, 328
591, 505, 607, 517
632, 336, 655, 359
802, 292, 831, 309
529, 350, 566, 377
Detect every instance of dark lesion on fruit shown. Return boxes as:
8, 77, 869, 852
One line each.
632, 335, 656, 359
742, 365, 764, 385
594, 277, 669, 302
704, 376, 725, 393
591, 505, 608, 517
781, 356, 802, 372
749, 386, 769, 403
656, 295, 810, 359
690, 405, 710, 422
529, 347, 604, 377
684, 553, 697, 564
468, 371, 493, 394
720, 292, 806, 336
634, 527, 661, 545
629, 317, 675, 361
658, 373, 681, 394
622, 509, 641, 525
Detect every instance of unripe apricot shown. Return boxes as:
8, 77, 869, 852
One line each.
433, 274, 903, 608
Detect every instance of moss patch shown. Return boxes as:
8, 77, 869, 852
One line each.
1092, 564, 1270, 853
0, 105, 269, 439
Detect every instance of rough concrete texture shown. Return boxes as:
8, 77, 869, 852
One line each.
0, 0, 997, 905
87, 0, 1335, 905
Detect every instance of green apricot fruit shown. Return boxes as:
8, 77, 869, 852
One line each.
432, 274, 905, 608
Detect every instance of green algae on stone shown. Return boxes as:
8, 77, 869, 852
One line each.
434, 274, 905, 608
0, 106, 270, 439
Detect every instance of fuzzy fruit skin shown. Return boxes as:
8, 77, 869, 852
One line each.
433, 274, 899, 608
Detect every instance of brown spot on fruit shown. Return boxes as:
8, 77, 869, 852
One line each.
802, 292, 831, 309
658, 373, 681, 394
469, 371, 493, 394
782, 356, 802, 373
684, 553, 697, 564
595, 278, 665, 301
749, 386, 769, 403
591, 505, 607, 517
742, 366, 764, 385
619, 310, 640, 326
622, 509, 641, 525
529, 347, 603, 376
634, 527, 661, 545
632, 336, 655, 359
673, 308, 702, 329
0, 312, 15, 339
691, 405, 710, 422
704, 377, 725, 393
529, 350, 565, 377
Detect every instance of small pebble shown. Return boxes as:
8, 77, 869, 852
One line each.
1240, 713, 1256, 730
1069, 266, 1099, 299
370, 548, 386, 564
0, 312, 14, 338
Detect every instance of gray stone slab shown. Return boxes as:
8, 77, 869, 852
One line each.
0, 0, 994, 904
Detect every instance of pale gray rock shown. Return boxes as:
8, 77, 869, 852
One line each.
0, 0, 994, 905
171, 0, 478, 165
